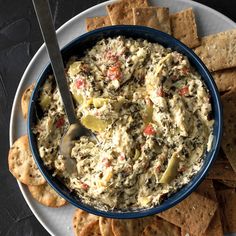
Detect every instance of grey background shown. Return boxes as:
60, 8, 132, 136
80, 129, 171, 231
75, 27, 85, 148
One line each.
0, 0, 235, 235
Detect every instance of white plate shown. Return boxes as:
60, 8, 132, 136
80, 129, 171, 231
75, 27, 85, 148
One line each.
9, 0, 236, 235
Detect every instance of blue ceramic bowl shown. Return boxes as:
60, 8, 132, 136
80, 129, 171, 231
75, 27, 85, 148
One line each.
28, 25, 222, 219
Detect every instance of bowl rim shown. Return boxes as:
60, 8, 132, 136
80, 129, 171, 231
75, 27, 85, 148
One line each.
28, 25, 223, 219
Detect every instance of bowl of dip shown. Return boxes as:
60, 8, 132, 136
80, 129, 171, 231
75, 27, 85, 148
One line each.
28, 25, 222, 218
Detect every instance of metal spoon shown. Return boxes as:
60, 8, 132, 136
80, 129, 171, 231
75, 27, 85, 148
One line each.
32, 0, 94, 159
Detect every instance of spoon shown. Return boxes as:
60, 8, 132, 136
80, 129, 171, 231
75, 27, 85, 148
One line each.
32, 0, 95, 158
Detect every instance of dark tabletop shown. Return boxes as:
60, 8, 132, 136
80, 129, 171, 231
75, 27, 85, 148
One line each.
0, 0, 235, 235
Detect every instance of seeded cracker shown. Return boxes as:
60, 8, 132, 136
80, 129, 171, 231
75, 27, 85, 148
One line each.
207, 160, 236, 181
212, 68, 236, 93
141, 216, 180, 236
170, 8, 200, 48
86, 16, 111, 32
106, 0, 148, 25
158, 192, 217, 235
111, 218, 145, 236
221, 89, 236, 172
133, 7, 171, 34
73, 209, 98, 236
218, 180, 236, 188
195, 180, 223, 236
21, 83, 34, 120
99, 217, 114, 236
217, 189, 236, 233
80, 220, 102, 236
194, 29, 236, 72
8, 135, 45, 185
28, 183, 67, 207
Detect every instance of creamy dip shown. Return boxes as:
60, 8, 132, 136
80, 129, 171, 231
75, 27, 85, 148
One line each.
34, 36, 214, 211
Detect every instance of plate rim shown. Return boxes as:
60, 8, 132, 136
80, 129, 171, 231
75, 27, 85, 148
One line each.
9, 0, 236, 235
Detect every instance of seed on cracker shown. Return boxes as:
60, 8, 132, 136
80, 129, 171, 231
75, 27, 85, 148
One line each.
28, 182, 67, 207
86, 16, 111, 32
141, 216, 180, 236
80, 220, 101, 236
73, 209, 98, 236
158, 192, 218, 235
99, 217, 114, 236
133, 7, 171, 34
21, 84, 34, 120
171, 8, 200, 48
194, 29, 236, 72
216, 189, 236, 233
106, 0, 148, 25
8, 135, 45, 185
221, 89, 236, 172
212, 68, 236, 93
195, 179, 223, 236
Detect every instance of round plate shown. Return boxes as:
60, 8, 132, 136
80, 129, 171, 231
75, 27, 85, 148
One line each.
9, 0, 236, 235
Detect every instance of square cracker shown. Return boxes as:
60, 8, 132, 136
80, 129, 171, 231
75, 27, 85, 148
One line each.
133, 7, 171, 34
158, 192, 217, 235
181, 180, 223, 236
207, 160, 236, 181
216, 189, 236, 233
218, 180, 236, 188
212, 68, 236, 93
194, 29, 236, 72
195, 180, 223, 236
106, 0, 148, 25
86, 16, 111, 31
221, 89, 236, 172
170, 8, 200, 48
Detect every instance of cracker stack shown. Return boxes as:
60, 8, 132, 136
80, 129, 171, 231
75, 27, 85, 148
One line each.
9, 85, 67, 208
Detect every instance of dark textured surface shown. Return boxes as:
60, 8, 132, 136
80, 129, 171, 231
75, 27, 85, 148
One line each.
0, 0, 235, 235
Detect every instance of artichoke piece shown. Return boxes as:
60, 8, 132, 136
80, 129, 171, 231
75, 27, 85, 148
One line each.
112, 97, 126, 111
143, 105, 153, 124
159, 152, 180, 184
93, 98, 109, 108
71, 87, 84, 105
39, 94, 51, 109
134, 148, 141, 160
68, 61, 82, 78
81, 115, 109, 132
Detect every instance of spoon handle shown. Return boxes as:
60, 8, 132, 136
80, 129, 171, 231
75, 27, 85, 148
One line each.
32, 0, 77, 125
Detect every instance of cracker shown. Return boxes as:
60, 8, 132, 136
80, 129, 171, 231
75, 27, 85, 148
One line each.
8, 135, 45, 185
221, 89, 236, 172
195, 179, 223, 236
207, 161, 236, 181
212, 68, 236, 93
28, 182, 67, 207
111, 218, 145, 236
106, 0, 148, 25
217, 189, 236, 233
218, 180, 236, 188
86, 16, 111, 32
133, 7, 171, 34
171, 8, 200, 48
141, 216, 180, 236
73, 209, 98, 236
99, 217, 114, 236
158, 192, 218, 235
80, 220, 101, 236
21, 83, 34, 120
194, 29, 236, 72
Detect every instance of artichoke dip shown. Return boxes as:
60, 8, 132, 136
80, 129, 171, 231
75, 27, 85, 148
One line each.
34, 36, 214, 211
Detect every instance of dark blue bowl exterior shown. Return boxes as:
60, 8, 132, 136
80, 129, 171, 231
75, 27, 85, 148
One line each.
28, 25, 222, 219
